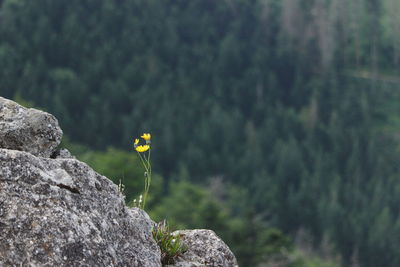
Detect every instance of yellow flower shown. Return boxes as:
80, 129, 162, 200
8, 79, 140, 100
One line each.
134, 138, 139, 147
135, 145, 150, 153
141, 133, 151, 144
141, 133, 151, 141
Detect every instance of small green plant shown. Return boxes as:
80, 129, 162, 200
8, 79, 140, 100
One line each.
152, 220, 188, 265
131, 133, 152, 209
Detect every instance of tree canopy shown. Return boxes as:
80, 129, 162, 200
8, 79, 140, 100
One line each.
1, 0, 400, 265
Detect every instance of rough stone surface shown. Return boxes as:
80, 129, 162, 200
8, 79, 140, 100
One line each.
0, 148, 161, 266
0, 97, 238, 267
53, 148, 75, 159
0, 97, 62, 158
172, 229, 238, 267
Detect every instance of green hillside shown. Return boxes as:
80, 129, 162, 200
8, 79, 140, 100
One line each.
1, 0, 400, 266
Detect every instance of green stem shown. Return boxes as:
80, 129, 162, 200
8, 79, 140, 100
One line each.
147, 148, 152, 178
135, 147, 152, 210
137, 151, 151, 209
137, 152, 149, 173
144, 149, 152, 210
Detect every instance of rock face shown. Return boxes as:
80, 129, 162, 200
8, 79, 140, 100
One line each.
0, 149, 161, 266
0, 97, 62, 158
172, 230, 239, 267
0, 97, 238, 267
0, 98, 161, 266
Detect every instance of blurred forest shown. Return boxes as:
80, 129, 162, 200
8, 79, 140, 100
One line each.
1, 0, 400, 266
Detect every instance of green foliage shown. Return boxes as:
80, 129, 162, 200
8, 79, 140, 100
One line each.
150, 181, 229, 231
227, 214, 292, 266
291, 253, 340, 267
61, 140, 338, 266
13, 91, 35, 108
151, 180, 295, 266
62, 141, 162, 205
80, 148, 145, 203
152, 220, 187, 265
2, 0, 400, 265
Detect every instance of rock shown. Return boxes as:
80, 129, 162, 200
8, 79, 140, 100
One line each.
0, 148, 161, 266
172, 229, 238, 267
0, 97, 62, 157
0, 97, 238, 266
52, 148, 75, 159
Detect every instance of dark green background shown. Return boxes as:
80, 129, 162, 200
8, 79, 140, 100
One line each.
1, 0, 400, 266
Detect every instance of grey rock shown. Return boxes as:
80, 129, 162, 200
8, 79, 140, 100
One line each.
0, 97, 238, 267
0, 97, 62, 157
172, 229, 238, 267
0, 148, 161, 266
53, 148, 75, 159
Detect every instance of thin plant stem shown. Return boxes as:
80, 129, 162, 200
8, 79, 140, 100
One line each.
136, 151, 150, 209
137, 152, 149, 173
144, 149, 152, 209
136, 148, 152, 209
147, 149, 152, 197
148, 148, 151, 171
134, 134, 152, 210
